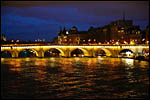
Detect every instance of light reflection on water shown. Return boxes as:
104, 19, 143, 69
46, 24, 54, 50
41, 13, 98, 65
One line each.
1, 57, 149, 99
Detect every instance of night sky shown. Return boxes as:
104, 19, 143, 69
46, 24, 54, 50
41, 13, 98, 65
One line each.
1, 1, 149, 42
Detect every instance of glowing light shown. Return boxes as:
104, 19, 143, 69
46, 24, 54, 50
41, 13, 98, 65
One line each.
130, 40, 135, 45
142, 38, 145, 41
66, 31, 69, 34
146, 41, 149, 44
115, 42, 119, 45
16, 40, 19, 42
88, 39, 91, 42
124, 41, 127, 44
73, 54, 76, 57
124, 59, 134, 66
81, 54, 84, 57
98, 42, 101, 44
121, 30, 124, 32
64, 39, 67, 41
126, 51, 132, 55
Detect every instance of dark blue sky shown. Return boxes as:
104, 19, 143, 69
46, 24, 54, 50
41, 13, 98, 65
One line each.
1, 1, 149, 41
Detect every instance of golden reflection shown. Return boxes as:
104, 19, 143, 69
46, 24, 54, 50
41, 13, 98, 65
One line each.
1, 58, 5, 62
124, 58, 134, 67
8, 59, 22, 72
63, 80, 79, 85
99, 58, 121, 67
34, 59, 47, 67
139, 61, 149, 68
60, 58, 73, 73
8, 59, 22, 67
74, 57, 80, 62
9, 67, 22, 72
87, 58, 97, 67
49, 57, 55, 61
25, 58, 30, 61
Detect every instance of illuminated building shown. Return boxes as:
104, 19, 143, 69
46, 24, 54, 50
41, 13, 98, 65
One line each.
57, 26, 89, 44
54, 13, 144, 44
1, 34, 7, 43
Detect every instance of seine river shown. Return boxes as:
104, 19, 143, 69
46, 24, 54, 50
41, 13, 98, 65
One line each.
1, 57, 149, 99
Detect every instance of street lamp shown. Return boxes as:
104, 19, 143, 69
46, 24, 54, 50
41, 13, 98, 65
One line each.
146, 41, 149, 44
115, 41, 119, 45
130, 40, 135, 45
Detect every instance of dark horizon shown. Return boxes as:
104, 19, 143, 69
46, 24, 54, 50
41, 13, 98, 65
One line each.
1, 1, 149, 42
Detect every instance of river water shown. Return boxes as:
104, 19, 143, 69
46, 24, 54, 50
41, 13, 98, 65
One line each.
1, 57, 149, 99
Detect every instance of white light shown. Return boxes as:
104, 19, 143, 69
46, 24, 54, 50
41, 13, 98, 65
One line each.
126, 51, 132, 55
66, 31, 69, 34
142, 38, 145, 41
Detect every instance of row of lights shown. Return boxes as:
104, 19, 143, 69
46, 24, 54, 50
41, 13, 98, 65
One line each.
11, 40, 20, 42
62, 38, 149, 45
35, 39, 45, 42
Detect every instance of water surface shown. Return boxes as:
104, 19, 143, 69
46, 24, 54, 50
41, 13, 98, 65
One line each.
1, 57, 149, 99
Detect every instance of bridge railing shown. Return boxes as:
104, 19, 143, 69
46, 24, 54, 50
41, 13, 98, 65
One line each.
1, 43, 149, 47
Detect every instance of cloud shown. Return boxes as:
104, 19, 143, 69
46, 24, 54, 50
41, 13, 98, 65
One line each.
1, 1, 149, 41
1, 1, 149, 7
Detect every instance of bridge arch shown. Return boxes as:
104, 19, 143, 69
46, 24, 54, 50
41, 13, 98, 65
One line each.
95, 48, 112, 57
1, 50, 12, 58
43, 48, 65, 57
119, 49, 134, 58
44, 48, 64, 57
18, 49, 39, 57
70, 48, 89, 57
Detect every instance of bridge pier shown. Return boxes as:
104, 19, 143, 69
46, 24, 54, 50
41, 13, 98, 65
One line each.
11, 50, 19, 58
38, 50, 44, 57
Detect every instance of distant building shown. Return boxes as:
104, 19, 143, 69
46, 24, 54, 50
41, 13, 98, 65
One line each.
57, 26, 89, 44
54, 15, 144, 44
1, 34, 7, 43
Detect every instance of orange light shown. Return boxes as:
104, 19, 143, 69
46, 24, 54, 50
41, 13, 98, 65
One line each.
124, 41, 127, 44
121, 30, 124, 32
130, 40, 135, 45
98, 42, 101, 44
16, 40, 19, 42
115, 42, 119, 45
146, 41, 149, 44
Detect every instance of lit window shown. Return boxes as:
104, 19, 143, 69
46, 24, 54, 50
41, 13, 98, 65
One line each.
121, 30, 124, 32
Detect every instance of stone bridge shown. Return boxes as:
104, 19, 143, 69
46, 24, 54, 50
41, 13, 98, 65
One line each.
1, 44, 149, 58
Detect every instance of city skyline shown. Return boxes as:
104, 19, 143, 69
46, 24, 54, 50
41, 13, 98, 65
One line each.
1, 1, 149, 41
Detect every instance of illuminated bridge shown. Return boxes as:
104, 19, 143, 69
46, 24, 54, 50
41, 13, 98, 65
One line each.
1, 44, 149, 58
